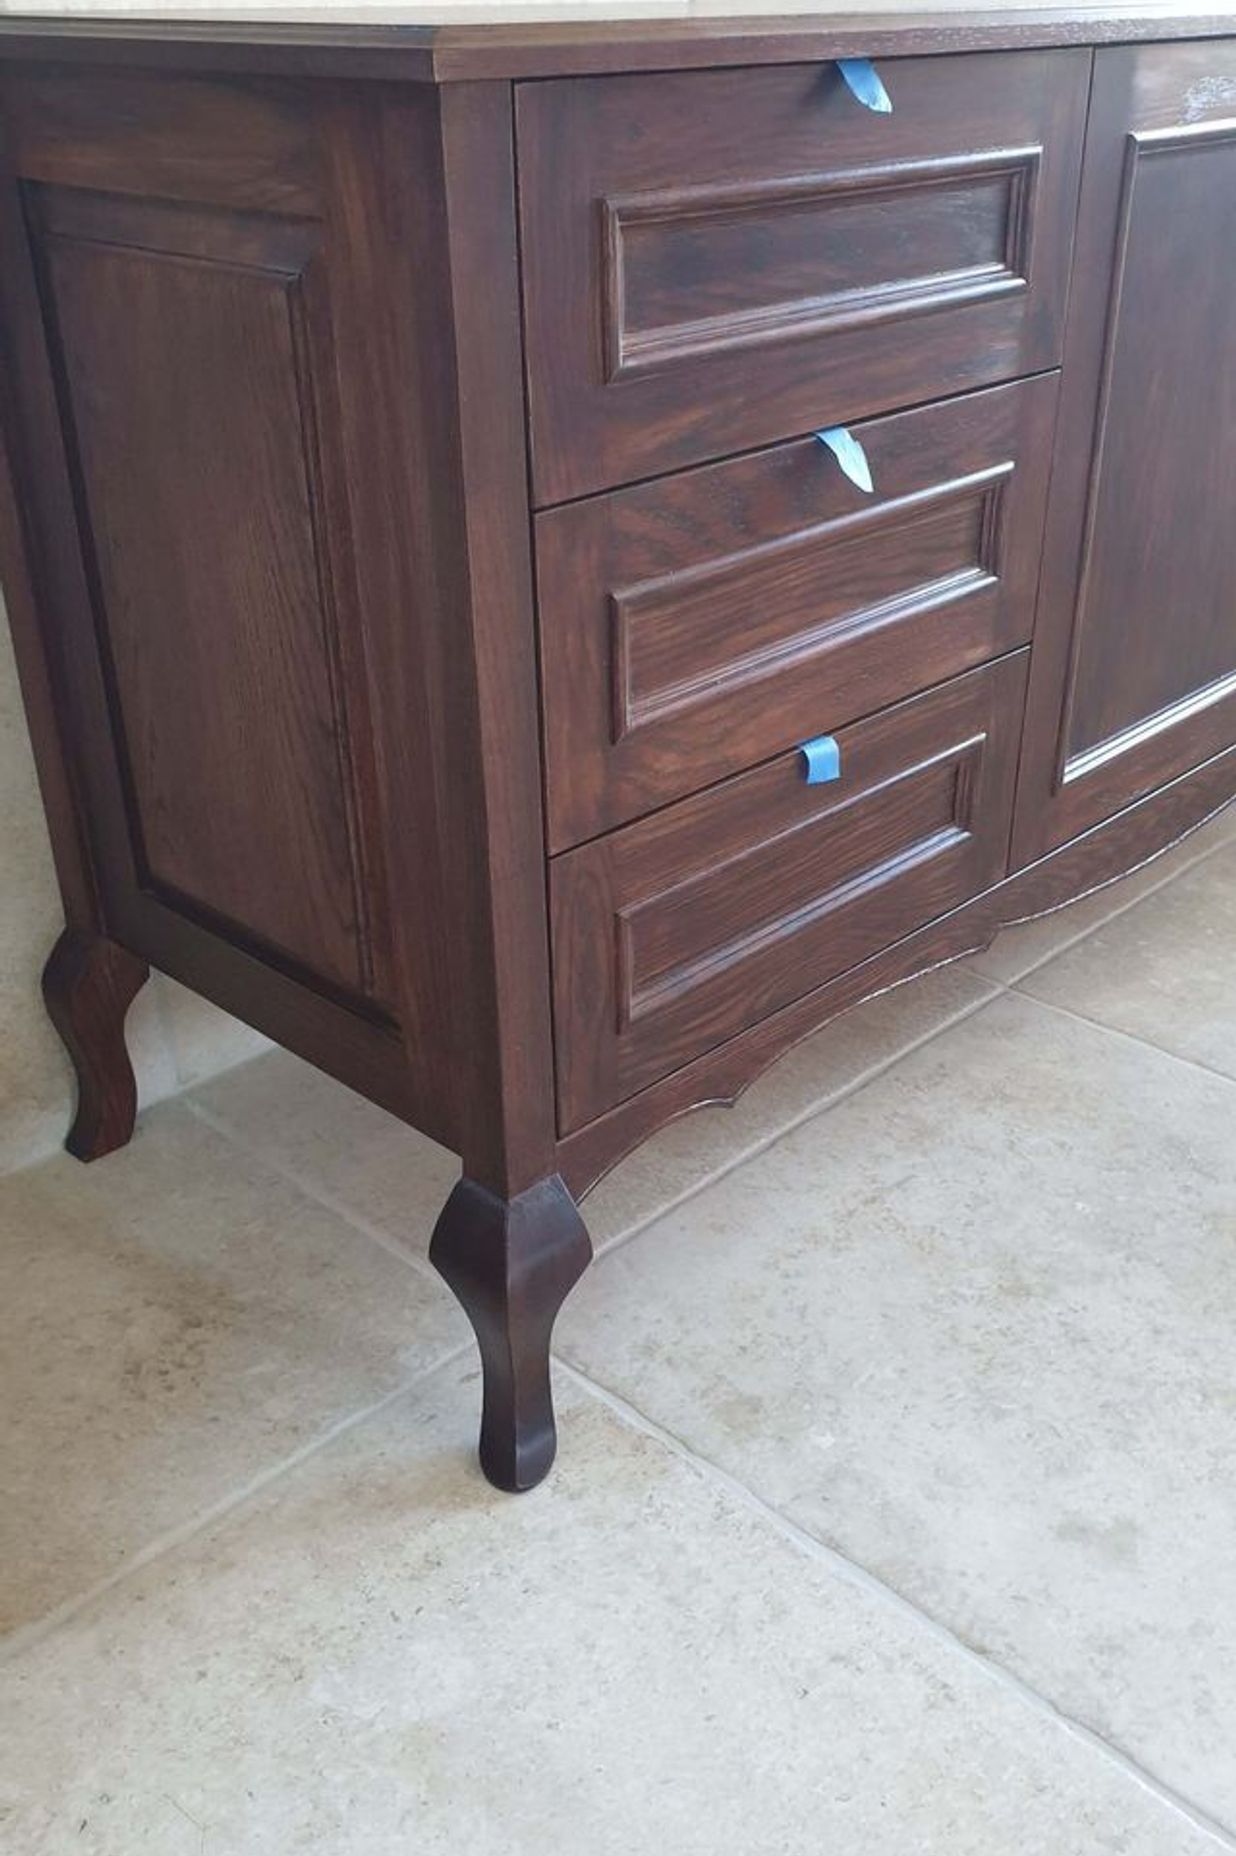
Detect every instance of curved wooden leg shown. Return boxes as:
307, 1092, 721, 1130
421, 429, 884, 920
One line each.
430, 1173, 592, 1493
41, 929, 150, 1162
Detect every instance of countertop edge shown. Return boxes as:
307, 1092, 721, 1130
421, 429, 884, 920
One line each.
0, 9, 1231, 82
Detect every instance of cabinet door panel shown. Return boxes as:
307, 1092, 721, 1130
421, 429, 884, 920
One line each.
1014, 43, 1236, 864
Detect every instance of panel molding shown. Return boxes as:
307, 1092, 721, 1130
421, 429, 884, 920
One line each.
26, 182, 389, 1007
613, 733, 985, 1030
1063, 667, 1236, 786
608, 464, 1011, 742
1055, 116, 1236, 790
600, 146, 1041, 381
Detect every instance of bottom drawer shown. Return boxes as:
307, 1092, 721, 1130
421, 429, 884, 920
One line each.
552, 653, 1027, 1130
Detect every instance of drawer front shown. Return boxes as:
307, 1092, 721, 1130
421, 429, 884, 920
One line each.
518, 50, 1087, 504
539, 374, 1056, 851
552, 654, 1027, 1130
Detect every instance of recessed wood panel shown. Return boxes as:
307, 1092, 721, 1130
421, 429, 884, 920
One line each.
606, 151, 1036, 378
1065, 126, 1236, 761
519, 51, 1088, 502
1014, 41, 1236, 864
539, 375, 1057, 850
30, 185, 375, 996
552, 654, 1027, 1129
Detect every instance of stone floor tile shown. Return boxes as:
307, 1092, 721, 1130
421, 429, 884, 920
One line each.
192, 968, 997, 1261
559, 993, 1236, 1824
0, 1102, 464, 1637
0, 1364, 1222, 1856
189, 1049, 459, 1259
1018, 843, 1236, 1080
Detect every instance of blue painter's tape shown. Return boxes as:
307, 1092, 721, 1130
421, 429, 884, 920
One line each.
831, 57, 890, 113
837, 57, 893, 113
816, 426, 874, 494
800, 734, 842, 785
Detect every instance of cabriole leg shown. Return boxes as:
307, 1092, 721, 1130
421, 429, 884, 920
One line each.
430, 1173, 592, 1493
41, 928, 149, 1162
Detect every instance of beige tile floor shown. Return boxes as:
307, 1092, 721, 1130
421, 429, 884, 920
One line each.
2, 802, 1235, 1853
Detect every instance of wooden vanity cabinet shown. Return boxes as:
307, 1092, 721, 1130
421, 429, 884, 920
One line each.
0, 12, 1232, 1496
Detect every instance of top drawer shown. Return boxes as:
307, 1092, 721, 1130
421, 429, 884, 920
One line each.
518, 50, 1089, 504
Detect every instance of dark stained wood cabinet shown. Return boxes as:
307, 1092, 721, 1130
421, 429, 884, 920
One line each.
0, 10, 1233, 1495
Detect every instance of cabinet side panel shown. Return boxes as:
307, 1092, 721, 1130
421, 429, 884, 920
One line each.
0, 67, 468, 1140
313, 81, 558, 1190
31, 188, 374, 996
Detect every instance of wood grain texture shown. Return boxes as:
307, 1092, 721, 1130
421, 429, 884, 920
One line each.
553, 654, 1027, 1129
41, 929, 149, 1161
1, 68, 320, 212
430, 1174, 592, 1492
0, 13, 1234, 84
539, 374, 1057, 849
519, 50, 1087, 501
30, 186, 375, 998
0, 321, 99, 937
1015, 38, 1236, 863
0, 83, 441, 1137
602, 149, 1038, 379
309, 80, 559, 1195
434, 83, 561, 1193
0, 79, 556, 1165
1, 34, 1235, 1497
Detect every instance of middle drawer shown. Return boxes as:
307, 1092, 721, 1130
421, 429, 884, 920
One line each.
538, 374, 1056, 852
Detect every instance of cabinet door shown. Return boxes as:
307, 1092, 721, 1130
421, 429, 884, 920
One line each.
1014, 43, 1236, 865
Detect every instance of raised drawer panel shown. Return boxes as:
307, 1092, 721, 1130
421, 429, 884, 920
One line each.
518, 50, 1088, 503
539, 375, 1056, 850
553, 653, 1027, 1129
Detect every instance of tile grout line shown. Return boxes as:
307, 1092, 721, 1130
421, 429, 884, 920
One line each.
184, 988, 1002, 1279
555, 1357, 1236, 1853
592, 978, 1005, 1264
7, 987, 1005, 1659
184, 1096, 448, 1289
1007, 986, 1236, 1093
1, 831, 1224, 1714
56, 821, 1219, 1676
0, 1338, 474, 1670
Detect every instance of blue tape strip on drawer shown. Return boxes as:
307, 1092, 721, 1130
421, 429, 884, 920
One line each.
816, 426, 874, 494
800, 735, 842, 785
836, 58, 893, 114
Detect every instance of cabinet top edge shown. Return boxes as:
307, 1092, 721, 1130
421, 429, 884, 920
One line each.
0, 8, 1232, 82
